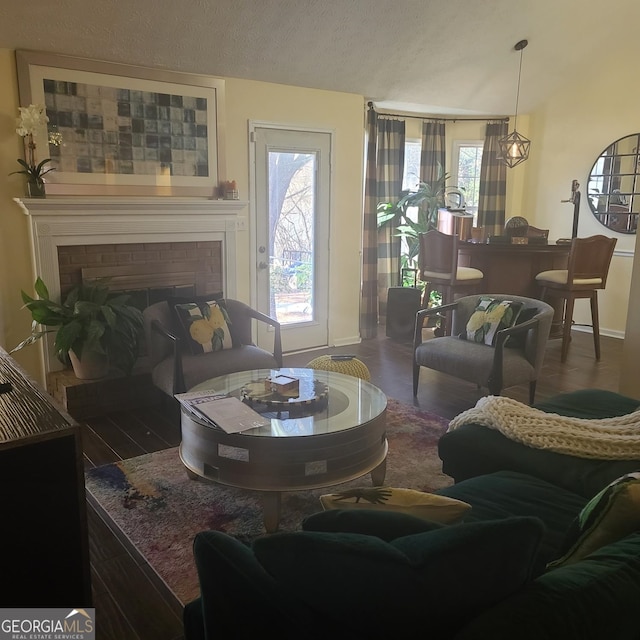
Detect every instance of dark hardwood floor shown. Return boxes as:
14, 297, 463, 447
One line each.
82, 329, 624, 639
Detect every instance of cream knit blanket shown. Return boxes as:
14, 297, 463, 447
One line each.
448, 395, 640, 460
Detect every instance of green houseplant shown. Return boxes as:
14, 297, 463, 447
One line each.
11, 277, 144, 379
377, 170, 452, 302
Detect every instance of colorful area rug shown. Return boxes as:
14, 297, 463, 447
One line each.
85, 399, 452, 605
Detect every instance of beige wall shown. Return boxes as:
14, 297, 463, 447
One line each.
0, 49, 41, 378
522, 54, 637, 338
224, 78, 365, 346
0, 49, 365, 381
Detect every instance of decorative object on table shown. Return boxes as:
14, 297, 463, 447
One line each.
11, 277, 144, 380
9, 103, 55, 198
16, 50, 225, 197
265, 374, 299, 395
223, 179, 239, 200
241, 376, 328, 410
498, 40, 531, 168
504, 215, 530, 237
306, 354, 371, 381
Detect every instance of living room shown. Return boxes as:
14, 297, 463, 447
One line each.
1, 0, 640, 390
1, 1, 640, 638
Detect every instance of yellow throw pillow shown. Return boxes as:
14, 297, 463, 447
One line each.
319, 487, 472, 524
548, 472, 640, 568
464, 297, 523, 346
174, 299, 233, 355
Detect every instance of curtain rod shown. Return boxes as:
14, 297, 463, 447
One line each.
367, 101, 509, 123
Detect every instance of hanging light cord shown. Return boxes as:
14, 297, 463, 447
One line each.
512, 39, 528, 129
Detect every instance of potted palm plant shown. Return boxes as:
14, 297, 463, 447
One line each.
11, 277, 144, 380
377, 170, 451, 301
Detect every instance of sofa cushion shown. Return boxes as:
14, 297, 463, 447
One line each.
174, 299, 233, 355
302, 508, 445, 542
253, 516, 544, 638
534, 389, 640, 419
436, 470, 586, 570
549, 471, 640, 568
439, 389, 640, 498
453, 533, 640, 640
463, 297, 522, 345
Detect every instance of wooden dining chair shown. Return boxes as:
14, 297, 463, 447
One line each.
417, 229, 484, 311
535, 234, 617, 362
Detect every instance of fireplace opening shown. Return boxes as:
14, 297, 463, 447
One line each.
57, 241, 224, 365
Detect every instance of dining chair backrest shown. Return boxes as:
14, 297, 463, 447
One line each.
566, 234, 617, 288
418, 229, 459, 283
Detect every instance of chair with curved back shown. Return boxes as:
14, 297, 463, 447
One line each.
143, 298, 283, 398
417, 230, 484, 312
535, 234, 617, 362
413, 294, 554, 404
525, 225, 549, 240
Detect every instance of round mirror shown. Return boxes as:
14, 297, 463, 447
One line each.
587, 133, 640, 234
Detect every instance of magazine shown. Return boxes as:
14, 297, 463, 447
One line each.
175, 390, 270, 434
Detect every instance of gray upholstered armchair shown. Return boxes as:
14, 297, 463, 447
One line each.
143, 299, 283, 397
413, 294, 553, 404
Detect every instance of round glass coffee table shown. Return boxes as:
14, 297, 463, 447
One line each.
179, 367, 388, 532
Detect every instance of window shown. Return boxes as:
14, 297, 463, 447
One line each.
402, 139, 422, 191
452, 141, 484, 222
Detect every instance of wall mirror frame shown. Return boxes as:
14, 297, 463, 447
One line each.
587, 132, 640, 235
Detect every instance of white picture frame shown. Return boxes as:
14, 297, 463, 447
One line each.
16, 50, 226, 197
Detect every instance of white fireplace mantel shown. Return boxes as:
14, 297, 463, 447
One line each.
15, 196, 248, 373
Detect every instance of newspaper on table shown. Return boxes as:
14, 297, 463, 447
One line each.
175, 390, 270, 434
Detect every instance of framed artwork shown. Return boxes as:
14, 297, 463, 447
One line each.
16, 50, 226, 197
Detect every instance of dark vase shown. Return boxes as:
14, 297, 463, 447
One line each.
26, 180, 46, 198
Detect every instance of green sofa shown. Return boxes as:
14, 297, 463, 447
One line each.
183, 389, 640, 639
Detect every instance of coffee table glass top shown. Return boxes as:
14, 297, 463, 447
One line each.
189, 367, 387, 438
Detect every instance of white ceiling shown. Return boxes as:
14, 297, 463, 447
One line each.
1, 0, 638, 116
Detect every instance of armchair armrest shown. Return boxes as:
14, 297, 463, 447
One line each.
414, 302, 459, 349
242, 307, 283, 367
151, 319, 186, 395
489, 316, 541, 397
224, 300, 283, 368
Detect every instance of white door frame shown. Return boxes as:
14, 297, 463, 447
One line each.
249, 121, 333, 352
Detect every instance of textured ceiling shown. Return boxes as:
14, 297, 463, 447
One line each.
1, 0, 639, 116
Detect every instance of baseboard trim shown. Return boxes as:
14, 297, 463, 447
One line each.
572, 325, 625, 340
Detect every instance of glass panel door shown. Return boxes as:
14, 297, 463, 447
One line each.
253, 127, 330, 352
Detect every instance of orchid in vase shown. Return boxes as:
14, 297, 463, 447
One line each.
9, 104, 56, 197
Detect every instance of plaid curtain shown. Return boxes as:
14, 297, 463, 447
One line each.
359, 109, 405, 337
360, 106, 380, 338
477, 121, 508, 234
376, 117, 406, 317
420, 120, 446, 187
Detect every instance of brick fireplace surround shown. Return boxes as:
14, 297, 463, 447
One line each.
15, 196, 247, 417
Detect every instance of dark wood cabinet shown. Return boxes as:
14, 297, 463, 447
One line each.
0, 348, 92, 606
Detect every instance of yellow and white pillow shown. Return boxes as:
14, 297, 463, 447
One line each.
174, 299, 232, 355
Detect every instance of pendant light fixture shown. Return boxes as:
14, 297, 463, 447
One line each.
499, 39, 530, 168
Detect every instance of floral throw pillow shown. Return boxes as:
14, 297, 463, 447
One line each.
548, 471, 640, 569
174, 299, 233, 355
464, 297, 523, 346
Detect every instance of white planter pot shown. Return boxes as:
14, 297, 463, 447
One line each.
69, 350, 109, 380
